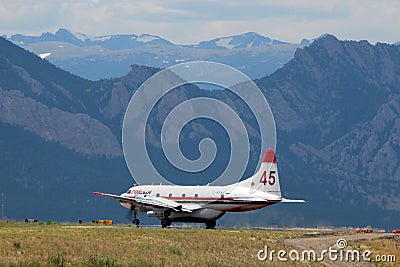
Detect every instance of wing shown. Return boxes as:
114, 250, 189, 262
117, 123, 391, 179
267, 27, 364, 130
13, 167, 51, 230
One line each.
93, 192, 193, 212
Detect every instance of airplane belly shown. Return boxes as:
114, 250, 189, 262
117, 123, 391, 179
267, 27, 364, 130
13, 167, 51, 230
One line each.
169, 208, 224, 222
206, 202, 273, 212
225, 203, 270, 212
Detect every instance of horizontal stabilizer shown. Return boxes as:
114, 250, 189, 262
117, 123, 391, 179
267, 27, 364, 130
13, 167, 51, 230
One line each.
281, 198, 305, 203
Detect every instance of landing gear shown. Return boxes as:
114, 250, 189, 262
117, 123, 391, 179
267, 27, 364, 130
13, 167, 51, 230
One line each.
205, 220, 216, 229
161, 218, 172, 228
128, 207, 140, 227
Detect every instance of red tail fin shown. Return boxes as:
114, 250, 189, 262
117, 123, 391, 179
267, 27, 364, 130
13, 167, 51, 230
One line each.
263, 148, 276, 163
237, 148, 281, 198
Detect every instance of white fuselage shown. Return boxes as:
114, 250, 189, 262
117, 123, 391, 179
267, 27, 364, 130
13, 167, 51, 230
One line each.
119, 184, 281, 222
94, 149, 303, 227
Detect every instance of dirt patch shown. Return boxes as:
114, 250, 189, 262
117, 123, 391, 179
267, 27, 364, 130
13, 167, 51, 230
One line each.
281, 233, 395, 267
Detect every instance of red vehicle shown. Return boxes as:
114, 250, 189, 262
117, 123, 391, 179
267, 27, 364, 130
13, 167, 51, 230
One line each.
392, 229, 400, 234
356, 228, 373, 233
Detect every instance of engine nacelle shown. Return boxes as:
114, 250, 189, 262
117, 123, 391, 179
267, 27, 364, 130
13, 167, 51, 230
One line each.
146, 210, 164, 217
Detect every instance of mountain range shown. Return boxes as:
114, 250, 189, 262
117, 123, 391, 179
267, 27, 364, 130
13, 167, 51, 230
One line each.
10, 28, 173, 50
1, 34, 400, 229
7, 29, 304, 80
9, 28, 296, 50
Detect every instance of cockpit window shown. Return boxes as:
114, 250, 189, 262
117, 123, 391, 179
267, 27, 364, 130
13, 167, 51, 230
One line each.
126, 189, 131, 194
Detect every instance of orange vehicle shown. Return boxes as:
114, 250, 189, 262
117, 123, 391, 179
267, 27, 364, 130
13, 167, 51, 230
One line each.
92, 220, 113, 225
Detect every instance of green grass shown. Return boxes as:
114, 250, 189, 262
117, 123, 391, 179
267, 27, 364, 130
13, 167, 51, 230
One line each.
0, 221, 316, 267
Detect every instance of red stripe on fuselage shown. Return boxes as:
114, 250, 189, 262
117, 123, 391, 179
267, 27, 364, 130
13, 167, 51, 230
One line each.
166, 197, 235, 201
127, 195, 280, 202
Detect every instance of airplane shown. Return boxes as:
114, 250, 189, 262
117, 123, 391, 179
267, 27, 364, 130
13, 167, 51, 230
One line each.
94, 148, 304, 229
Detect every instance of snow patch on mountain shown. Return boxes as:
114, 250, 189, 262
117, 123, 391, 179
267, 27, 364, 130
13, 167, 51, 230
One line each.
136, 35, 159, 43
90, 35, 114, 42
197, 32, 286, 49
72, 31, 89, 42
216, 37, 234, 49
38, 53, 51, 59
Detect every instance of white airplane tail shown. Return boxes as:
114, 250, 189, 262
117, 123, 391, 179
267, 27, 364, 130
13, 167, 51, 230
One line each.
238, 148, 282, 198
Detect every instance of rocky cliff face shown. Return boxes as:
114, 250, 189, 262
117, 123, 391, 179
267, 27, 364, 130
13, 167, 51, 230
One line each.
0, 38, 157, 157
263, 36, 399, 138
0, 89, 121, 157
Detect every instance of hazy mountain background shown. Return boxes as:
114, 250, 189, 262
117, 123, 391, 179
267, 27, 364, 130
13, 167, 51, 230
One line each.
7, 29, 304, 80
1, 33, 400, 229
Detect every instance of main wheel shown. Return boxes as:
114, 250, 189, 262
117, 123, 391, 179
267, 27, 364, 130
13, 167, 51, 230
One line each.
161, 218, 172, 228
205, 220, 216, 229
132, 218, 140, 226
